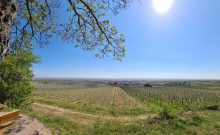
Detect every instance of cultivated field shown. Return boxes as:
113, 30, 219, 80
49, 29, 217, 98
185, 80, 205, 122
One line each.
31, 80, 220, 135
123, 86, 220, 107
33, 85, 147, 116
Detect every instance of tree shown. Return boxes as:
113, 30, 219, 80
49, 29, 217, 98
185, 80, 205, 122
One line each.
0, 49, 39, 108
0, 0, 17, 62
0, 0, 130, 62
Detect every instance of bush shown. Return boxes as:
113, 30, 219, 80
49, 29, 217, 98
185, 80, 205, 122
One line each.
189, 116, 202, 126
0, 50, 39, 109
158, 107, 173, 120
205, 105, 219, 111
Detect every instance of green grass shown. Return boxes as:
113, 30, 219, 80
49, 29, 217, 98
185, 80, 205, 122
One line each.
34, 96, 148, 116
28, 108, 219, 135
121, 85, 220, 135
34, 97, 108, 115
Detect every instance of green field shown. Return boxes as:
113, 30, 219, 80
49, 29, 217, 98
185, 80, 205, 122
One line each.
33, 86, 148, 116
30, 80, 220, 135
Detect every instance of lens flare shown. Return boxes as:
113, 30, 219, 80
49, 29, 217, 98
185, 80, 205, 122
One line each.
152, 0, 174, 14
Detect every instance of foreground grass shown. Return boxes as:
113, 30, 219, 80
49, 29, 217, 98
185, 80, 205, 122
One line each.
28, 107, 220, 135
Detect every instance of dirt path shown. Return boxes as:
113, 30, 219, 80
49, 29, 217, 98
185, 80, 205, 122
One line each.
5, 114, 51, 135
33, 103, 154, 126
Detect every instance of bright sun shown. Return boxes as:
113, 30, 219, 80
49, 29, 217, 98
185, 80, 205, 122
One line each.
152, 0, 174, 14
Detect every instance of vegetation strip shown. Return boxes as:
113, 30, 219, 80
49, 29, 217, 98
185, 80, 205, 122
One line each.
32, 103, 155, 124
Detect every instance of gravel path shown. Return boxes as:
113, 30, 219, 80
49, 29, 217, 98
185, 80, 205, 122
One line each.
5, 115, 51, 135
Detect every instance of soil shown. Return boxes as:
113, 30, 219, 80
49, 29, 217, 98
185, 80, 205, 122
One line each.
5, 114, 51, 135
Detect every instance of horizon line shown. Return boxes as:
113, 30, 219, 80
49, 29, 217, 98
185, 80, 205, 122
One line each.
34, 77, 220, 81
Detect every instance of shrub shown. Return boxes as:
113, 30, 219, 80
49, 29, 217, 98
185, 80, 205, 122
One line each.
205, 105, 219, 111
0, 50, 39, 109
189, 116, 202, 126
158, 107, 173, 120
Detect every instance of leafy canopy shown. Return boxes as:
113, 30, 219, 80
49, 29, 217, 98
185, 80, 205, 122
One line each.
10, 0, 130, 61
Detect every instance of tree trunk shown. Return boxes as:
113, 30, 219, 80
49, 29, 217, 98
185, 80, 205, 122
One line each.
0, 0, 17, 62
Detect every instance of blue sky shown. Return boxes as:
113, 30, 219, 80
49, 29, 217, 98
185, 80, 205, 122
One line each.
34, 0, 220, 79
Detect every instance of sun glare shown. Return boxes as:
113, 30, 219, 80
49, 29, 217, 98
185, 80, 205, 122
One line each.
152, 0, 174, 14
